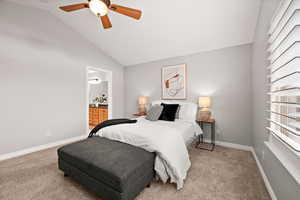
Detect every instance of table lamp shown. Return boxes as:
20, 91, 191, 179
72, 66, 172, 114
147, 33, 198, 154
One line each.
138, 96, 148, 114
198, 96, 212, 120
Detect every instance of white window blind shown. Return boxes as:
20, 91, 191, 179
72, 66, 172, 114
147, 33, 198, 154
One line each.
267, 0, 300, 153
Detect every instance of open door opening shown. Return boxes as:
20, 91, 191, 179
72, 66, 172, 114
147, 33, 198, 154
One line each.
87, 67, 112, 131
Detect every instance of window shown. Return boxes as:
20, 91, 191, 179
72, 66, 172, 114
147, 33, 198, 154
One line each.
267, 0, 300, 153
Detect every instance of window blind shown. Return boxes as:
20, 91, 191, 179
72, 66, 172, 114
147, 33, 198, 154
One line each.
267, 0, 300, 153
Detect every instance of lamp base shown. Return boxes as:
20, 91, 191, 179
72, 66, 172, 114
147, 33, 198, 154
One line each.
199, 110, 211, 120
138, 106, 147, 115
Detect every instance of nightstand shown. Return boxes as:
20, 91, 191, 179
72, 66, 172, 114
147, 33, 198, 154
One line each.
196, 118, 215, 151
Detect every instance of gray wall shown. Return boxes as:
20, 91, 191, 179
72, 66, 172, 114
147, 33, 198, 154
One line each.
0, 1, 124, 155
251, 0, 300, 199
125, 44, 253, 146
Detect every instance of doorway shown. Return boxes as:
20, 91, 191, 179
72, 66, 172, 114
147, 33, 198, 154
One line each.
86, 67, 112, 131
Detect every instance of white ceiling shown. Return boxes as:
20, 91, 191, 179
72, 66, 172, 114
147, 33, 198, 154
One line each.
8, 0, 262, 66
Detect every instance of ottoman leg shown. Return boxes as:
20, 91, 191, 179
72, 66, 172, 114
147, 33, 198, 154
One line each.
64, 173, 69, 177
146, 183, 151, 188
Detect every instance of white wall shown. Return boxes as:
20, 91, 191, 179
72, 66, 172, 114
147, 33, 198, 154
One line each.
125, 44, 253, 146
251, 0, 300, 199
0, 1, 124, 155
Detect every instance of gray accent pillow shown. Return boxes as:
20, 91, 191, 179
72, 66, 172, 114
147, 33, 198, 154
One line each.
146, 105, 163, 121
175, 105, 181, 119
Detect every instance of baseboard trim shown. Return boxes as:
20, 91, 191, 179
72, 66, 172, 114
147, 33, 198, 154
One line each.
216, 141, 253, 151
250, 148, 278, 200
204, 139, 253, 151
0, 135, 87, 161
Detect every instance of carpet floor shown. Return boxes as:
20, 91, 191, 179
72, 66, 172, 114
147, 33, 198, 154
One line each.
0, 144, 270, 200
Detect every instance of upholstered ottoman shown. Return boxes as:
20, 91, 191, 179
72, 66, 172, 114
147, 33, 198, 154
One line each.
57, 137, 155, 200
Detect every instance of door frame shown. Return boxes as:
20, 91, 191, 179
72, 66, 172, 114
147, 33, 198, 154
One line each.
86, 66, 112, 133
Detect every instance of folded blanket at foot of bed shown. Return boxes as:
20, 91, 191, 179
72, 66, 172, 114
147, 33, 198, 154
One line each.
88, 118, 137, 138
58, 137, 155, 200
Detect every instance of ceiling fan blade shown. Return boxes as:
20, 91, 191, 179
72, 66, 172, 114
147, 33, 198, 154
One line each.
109, 4, 142, 20
59, 3, 88, 12
100, 15, 112, 29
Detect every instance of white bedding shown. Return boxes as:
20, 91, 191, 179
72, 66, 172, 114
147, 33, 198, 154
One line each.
153, 118, 202, 146
98, 117, 202, 189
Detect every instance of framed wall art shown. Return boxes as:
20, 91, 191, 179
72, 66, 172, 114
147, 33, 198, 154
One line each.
161, 64, 187, 100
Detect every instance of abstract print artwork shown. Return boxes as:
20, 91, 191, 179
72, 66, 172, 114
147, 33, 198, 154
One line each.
161, 64, 186, 99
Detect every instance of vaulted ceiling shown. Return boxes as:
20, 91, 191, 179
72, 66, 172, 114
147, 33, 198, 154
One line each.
8, 0, 262, 66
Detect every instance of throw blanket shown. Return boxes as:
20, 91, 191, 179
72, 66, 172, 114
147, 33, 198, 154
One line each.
98, 118, 191, 190
88, 119, 137, 138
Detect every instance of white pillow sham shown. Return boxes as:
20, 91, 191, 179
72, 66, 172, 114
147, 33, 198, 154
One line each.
152, 100, 198, 122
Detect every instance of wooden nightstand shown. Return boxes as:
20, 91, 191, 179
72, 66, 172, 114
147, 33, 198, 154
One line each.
196, 118, 215, 151
132, 113, 147, 117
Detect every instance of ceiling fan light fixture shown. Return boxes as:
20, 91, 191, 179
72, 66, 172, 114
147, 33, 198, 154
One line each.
59, 0, 141, 30
88, 77, 102, 84
89, 0, 108, 16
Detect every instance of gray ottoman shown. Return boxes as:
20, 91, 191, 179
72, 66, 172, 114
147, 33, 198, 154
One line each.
58, 137, 155, 200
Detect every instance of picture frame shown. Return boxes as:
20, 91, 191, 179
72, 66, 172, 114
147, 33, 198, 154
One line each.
161, 64, 187, 100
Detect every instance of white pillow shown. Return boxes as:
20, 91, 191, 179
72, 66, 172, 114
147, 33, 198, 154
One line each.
151, 100, 198, 122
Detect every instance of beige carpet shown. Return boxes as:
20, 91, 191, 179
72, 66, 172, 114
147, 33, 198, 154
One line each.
0, 144, 270, 200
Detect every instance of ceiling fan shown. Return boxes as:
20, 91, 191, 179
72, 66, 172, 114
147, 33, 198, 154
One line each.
59, 0, 142, 29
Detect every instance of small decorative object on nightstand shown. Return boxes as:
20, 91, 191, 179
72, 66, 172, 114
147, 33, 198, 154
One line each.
196, 118, 215, 151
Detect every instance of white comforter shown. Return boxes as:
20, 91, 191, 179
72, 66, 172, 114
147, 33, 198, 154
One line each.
98, 117, 202, 190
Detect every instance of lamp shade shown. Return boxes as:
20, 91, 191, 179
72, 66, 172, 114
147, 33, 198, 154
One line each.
198, 96, 211, 108
138, 96, 148, 105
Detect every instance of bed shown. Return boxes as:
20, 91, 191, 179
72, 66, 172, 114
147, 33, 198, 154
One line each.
97, 101, 202, 190
58, 101, 202, 200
